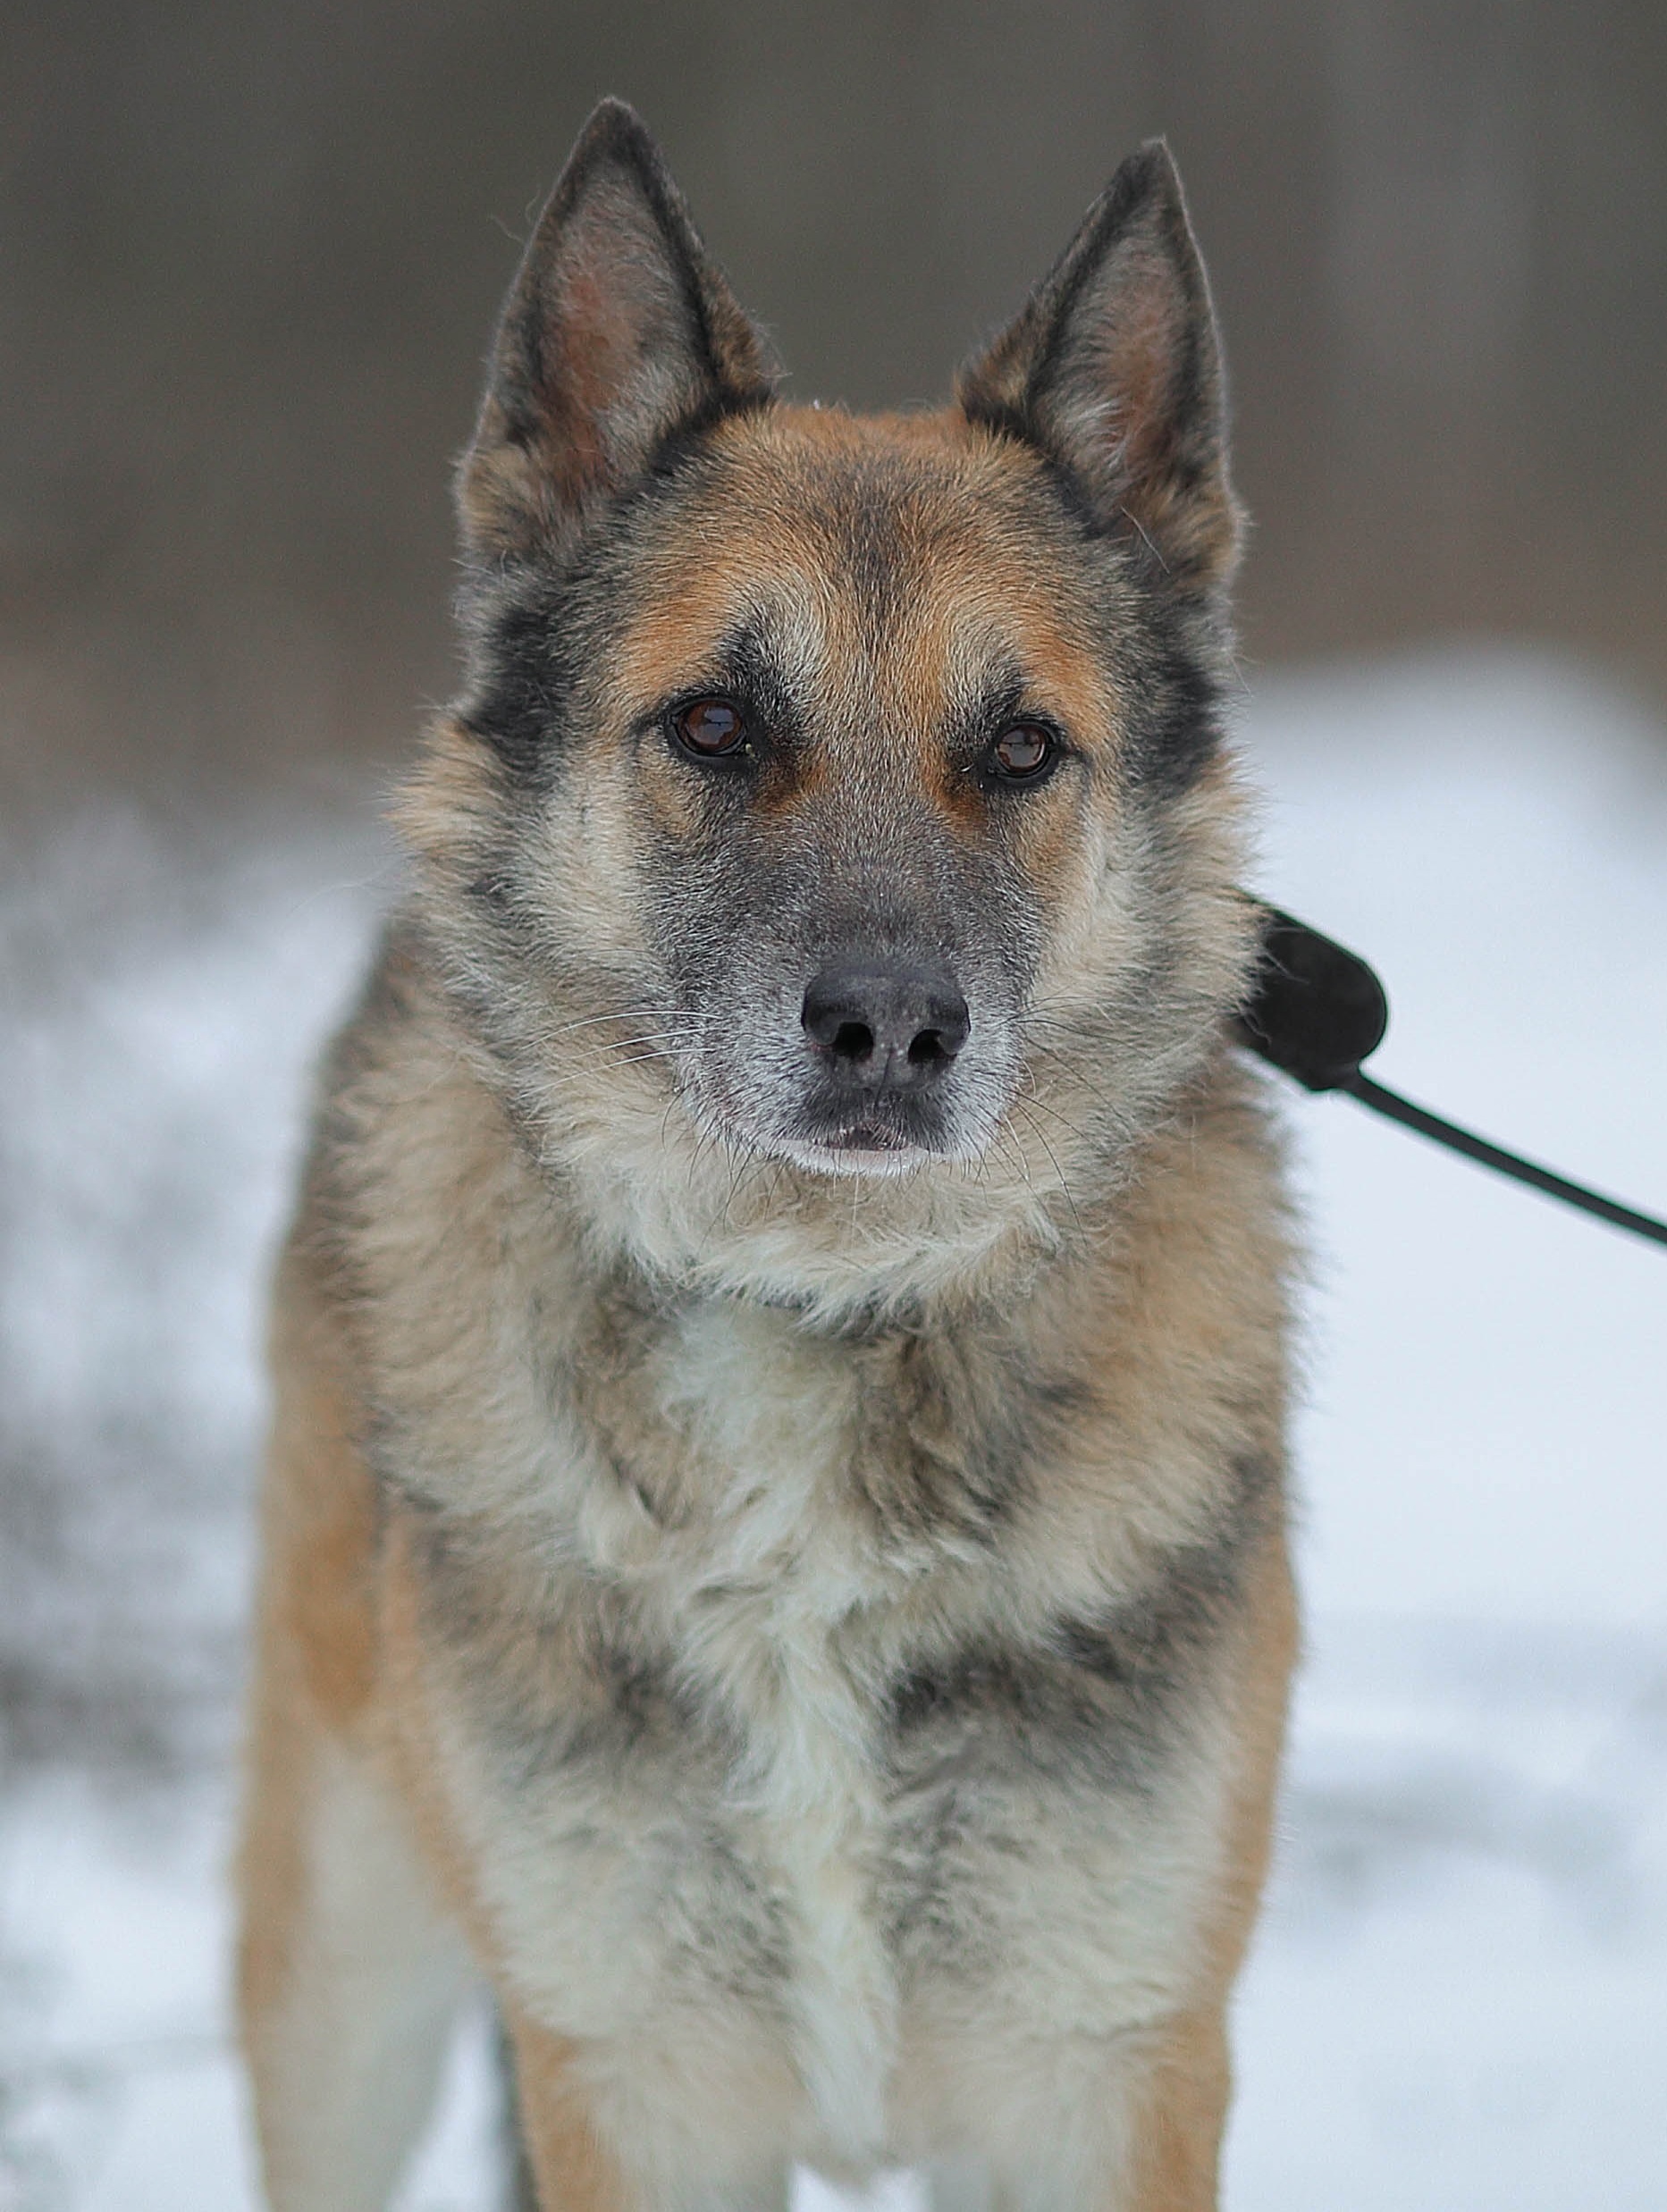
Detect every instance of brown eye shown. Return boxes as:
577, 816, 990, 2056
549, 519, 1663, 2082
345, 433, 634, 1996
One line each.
991, 723, 1056, 779
673, 697, 747, 758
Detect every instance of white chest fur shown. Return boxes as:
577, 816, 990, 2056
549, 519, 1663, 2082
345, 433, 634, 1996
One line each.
576, 1299, 909, 2160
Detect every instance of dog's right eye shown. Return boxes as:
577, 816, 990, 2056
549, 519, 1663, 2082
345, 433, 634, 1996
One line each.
672, 697, 748, 759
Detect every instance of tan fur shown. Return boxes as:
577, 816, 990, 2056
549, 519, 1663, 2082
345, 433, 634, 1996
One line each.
502, 2011, 636, 2212
239, 105, 1297, 2212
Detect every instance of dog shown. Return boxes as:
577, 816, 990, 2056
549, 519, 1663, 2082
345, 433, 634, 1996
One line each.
237, 98, 1296, 2212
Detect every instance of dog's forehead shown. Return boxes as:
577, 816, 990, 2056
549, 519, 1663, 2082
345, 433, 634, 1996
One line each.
610, 406, 1117, 742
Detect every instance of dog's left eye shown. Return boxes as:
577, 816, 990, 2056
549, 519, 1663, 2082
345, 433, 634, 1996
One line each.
672, 697, 748, 759
989, 723, 1057, 780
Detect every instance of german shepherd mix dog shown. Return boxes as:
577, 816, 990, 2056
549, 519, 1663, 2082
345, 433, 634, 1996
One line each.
239, 99, 1295, 2212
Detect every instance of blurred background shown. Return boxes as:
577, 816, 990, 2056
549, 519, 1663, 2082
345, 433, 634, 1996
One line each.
7, 0, 1667, 825
3, 5, 1665, 2208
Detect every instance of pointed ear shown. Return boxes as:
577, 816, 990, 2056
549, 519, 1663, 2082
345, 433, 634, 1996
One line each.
956, 142, 1240, 592
459, 99, 774, 559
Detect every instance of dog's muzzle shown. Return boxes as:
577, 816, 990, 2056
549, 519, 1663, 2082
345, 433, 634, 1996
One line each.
792, 956, 969, 1157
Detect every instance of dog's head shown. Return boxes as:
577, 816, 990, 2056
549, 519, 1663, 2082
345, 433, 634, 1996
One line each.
401, 101, 1259, 1312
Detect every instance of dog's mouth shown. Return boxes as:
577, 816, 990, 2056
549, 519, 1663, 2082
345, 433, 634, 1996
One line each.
774, 1072, 971, 1174
824, 1119, 906, 1154
681, 1070, 970, 1174
774, 1128, 934, 1178
779, 1119, 929, 1177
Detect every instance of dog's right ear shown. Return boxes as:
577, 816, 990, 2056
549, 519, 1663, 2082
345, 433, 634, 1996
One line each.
458, 100, 774, 560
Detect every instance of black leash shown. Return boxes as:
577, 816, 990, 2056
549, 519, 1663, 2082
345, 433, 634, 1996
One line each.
1236, 906, 1667, 1251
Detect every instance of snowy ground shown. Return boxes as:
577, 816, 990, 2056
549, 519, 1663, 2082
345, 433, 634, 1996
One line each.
1, 649, 1663, 2209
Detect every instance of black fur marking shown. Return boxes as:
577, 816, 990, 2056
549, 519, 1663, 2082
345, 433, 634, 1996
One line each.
461, 580, 578, 781
853, 1340, 1093, 1554
586, 105, 764, 409
462, 405, 778, 786
553, 1613, 702, 1770
888, 1640, 1155, 1791
466, 868, 514, 913
828, 459, 919, 637
1027, 151, 1172, 423
957, 390, 1033, 459
960, 144, 1229, 609
595, 113, 723, 383
1124, 616, 1225, 797
493, 290, 546, 456
1025, 445, 1149, 557
955, 153, 1177, 465
888, 1452, 1276, 1790
641, 383, 774, 488
398, 1500, 796, 2002
405, 1507, 720, 1776
492, 102, 762, 452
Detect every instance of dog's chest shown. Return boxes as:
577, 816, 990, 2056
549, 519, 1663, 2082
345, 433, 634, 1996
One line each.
551, 1307, 922, 2155
680, 1544, 899, 2159
655, 1319, 910, 2152
440, 1292, 1231, 2166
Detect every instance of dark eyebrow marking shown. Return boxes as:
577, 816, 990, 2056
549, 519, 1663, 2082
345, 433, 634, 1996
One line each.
709, 614, 805, 744
940, 657, 1073, 770
630, 609, 810, 766
942, 656, 1023, 750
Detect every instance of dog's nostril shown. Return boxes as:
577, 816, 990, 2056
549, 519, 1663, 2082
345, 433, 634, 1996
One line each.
907, 1027, 949, 1068
831, 1019, 875, 1064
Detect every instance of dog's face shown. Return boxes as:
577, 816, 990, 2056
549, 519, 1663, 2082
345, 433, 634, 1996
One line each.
499, 413, 1195, 1184
403, 104, 1257, 1303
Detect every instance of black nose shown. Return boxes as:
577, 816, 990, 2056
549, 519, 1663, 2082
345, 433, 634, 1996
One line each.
801, 960, 970, 1092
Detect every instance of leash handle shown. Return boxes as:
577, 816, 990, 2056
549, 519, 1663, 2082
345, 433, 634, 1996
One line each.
1234, 904, 1667, 1252
1233, 906, 1387, 1092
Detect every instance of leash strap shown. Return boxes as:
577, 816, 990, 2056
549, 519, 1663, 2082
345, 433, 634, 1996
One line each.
1236, 905, 1667, 1252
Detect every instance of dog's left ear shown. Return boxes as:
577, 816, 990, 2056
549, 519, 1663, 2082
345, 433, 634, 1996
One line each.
459, 99, 774, 560
956, 142, 1239, 593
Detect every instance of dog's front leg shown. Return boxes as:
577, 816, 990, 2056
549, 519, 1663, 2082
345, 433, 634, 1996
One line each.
927, 2002, 1234, 2212
1115, 2006, 1232, 2212
238, 1260, 472, 2210
240, 1706, 471, 2210
499, 2009, 636, 2212
500, 2009, 801, 2212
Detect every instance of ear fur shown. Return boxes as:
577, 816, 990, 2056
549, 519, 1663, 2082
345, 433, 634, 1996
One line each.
459, 99, 774, 559
956, 141, 1240, 592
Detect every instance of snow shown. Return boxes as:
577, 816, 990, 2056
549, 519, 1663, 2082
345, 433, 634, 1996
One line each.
1247, 654, 1667, 1627
1, 650, 1663, 2208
